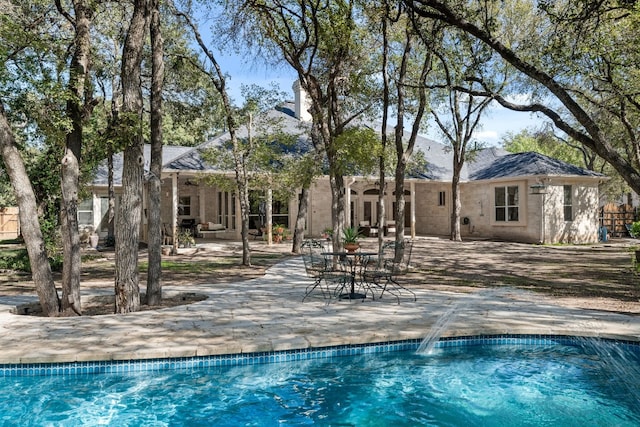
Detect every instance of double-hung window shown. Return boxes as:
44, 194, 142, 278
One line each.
77, 199, 94, 229
495, 186, 519, 222
563, 185, 573, 221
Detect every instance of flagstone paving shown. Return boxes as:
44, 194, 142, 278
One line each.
0, 237, 638, 364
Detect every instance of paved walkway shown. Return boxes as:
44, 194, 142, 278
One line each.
0, 252, 639, 365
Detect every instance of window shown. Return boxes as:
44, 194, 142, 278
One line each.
438, 191, 446, 206
78, 199, 93, 228
563, 185, 573, 221
178, 196, 191, 216
495, 186, 519, 222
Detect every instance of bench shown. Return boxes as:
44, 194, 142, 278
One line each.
197, 223, 227, 238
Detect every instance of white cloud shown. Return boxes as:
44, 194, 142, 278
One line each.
473, 130, 499, 142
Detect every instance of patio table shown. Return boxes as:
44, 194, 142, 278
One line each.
322, 252, 377, 300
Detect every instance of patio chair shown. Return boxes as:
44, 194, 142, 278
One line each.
361, 241, 398, 301
301, 239, 329, 255
625, 223, 637, 238
384, 221, 396, 237
302, 252, 348, 302
162, 223, 174, 246
363, 239, 416, 303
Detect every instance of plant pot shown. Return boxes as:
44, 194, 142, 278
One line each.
344, 243, 360, 253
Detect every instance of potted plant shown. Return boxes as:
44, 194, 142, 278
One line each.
321, 227, 333, 240
342, 226, 362, 252
177, 229, 195, 248
272, 224, 287, 243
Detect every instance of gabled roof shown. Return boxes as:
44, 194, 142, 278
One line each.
469, 151, 603, 181
409, 137, 510, 181
92, 144, 192, 186
163, 102, 312, 172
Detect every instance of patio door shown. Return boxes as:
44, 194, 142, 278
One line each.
363, 199, 378, 225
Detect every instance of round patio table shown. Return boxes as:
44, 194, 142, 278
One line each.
321, 251, 377, 299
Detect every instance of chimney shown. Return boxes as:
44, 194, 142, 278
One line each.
292, 80, 312, 122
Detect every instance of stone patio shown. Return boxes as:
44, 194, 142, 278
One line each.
0, 237, 639, 365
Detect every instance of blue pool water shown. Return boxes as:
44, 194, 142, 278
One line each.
1, 337, 639, 426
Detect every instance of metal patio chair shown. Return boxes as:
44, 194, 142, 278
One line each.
363, 239, 416, 303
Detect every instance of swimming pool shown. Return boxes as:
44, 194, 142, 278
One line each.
1, 335, 639, 426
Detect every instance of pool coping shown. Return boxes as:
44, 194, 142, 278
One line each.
3, 334, 639, 377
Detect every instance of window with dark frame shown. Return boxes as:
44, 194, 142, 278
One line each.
178, 196, 191, 216
495, 186, 519, 222
563, 185, 573, 221
438, 191, 446, 206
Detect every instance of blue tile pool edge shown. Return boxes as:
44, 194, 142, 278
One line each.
2, 334, 639, 377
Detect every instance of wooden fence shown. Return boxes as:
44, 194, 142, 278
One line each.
600, 203, 636, 237
0, 207, 19, 240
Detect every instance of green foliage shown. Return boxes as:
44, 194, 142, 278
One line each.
177, 229, 195, 246
0, 248, 31, 272
0, 245, 62, 273
501, 129, 583, 166
270, 223, 290, 243
0, 169, 16, 208
405, 149, 429, 178
334, 127, 382, 176
341, 226, 362, 244
631, 222, 640, 238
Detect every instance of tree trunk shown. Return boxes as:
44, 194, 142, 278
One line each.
0, 103, 60, 316
238, 177, 252, 266
329, 172, 346, 251
115, 0, 148, 313
107, 151, 115, 242
146, 0, 164, 306
266, 188, 273, 245
291, 187, 309, 254
58, 0, 93, 315
450, 172, 462, 241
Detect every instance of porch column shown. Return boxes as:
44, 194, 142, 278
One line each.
234, 191, 241, 239
345, 177, 355, 227
411, 181, 416, 239
92, 193, 100, 233
199, 185, 205, 223
171, 173, 178, 252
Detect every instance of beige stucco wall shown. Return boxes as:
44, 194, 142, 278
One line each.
297, 175, 600, 244
457, 178, 599, 244
414, 181, 450, 237
542, 179, 600, 244
92, 173, 601, 245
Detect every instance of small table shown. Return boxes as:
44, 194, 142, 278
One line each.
322, 251, 376, 299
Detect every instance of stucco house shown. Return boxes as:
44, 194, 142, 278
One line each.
84, 85, 605, 245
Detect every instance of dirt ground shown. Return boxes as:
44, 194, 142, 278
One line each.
1, 236, 639, 316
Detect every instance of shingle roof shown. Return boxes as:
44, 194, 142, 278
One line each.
469, 151, 603, 180
163, 102, 312, 172
92, 103, 603, 186
92, 144, 192, 186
